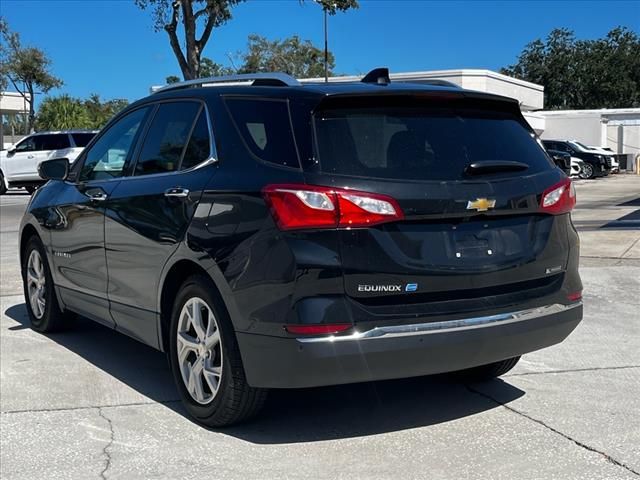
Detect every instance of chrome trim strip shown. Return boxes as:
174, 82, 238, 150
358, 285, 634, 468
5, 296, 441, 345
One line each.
296, 302, 582, 344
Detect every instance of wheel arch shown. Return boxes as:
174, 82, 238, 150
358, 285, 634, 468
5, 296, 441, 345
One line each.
157, 256, 236, 353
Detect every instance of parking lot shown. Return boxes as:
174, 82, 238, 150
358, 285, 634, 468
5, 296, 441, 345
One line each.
1, 174, 639, 480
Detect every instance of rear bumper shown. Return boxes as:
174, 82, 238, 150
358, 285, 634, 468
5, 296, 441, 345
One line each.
238, 302, 583, 388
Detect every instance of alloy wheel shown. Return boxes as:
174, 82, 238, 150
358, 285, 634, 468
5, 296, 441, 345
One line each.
26, 249, 46, 319
176, 297, 223, 405
580, 164, 593, 179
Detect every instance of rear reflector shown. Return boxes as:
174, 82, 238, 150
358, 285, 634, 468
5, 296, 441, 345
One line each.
285, 324, 352, 335
263, 184, 404, 230
567, 291, 582, 302
540, 178, 576, 215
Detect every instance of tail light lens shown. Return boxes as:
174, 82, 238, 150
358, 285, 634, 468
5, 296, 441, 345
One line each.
263, 184, 404, 230
540, 178, 576, 215
285, 324, 352, 335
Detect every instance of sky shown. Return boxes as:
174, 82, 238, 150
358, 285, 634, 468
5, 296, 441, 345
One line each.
1, 0, 639, 104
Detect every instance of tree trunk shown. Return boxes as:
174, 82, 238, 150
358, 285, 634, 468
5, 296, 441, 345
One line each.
26, 83, 35, 133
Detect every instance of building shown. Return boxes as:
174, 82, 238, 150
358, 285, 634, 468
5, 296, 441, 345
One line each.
539, 108, 640, 155
0, 91, 30, 150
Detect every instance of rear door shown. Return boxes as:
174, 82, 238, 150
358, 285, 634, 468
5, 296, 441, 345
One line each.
105, 100, 216, 347
307, 93, 570, 316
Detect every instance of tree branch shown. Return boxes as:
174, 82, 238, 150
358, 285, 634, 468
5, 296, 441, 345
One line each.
197, 15, 216, 51
164, 0, 191, 79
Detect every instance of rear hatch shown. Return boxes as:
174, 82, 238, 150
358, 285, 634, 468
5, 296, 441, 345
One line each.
304, 92, 572, 316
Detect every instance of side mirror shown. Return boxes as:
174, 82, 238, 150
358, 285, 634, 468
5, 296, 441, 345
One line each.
38, 158, 69, 181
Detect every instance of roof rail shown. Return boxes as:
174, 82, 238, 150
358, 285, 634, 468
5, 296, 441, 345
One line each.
152, 72, 301, 94
418, 79, 461, 88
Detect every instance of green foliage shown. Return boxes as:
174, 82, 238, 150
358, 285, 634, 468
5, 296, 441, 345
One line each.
238, 34, 335, 78
502, 27, 640, 109
0, 17, 63, 132
36, 95, 90, 131
35, 94, 129, 131
83, 94, 129, 128
165, 75, 181, 84
137, 0, 357, 80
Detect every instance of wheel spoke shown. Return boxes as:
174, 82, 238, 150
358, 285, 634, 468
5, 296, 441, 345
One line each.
203, 365, 221, 394
189, 303, 206, 340
204, 329, 220, 349
189, 360, 205, 402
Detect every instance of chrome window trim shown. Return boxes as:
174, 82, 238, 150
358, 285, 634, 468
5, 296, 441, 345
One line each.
296, 302, 582, 344
74, 100, 218, 186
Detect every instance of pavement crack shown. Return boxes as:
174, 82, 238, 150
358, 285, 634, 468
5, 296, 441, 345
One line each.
465, 384, 640, 477
505, 365, 640, 377
97, 407, 115, 480
620, 236, 640, 258
1, 399, 181, 415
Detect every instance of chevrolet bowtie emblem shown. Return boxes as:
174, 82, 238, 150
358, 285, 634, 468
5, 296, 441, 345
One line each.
466, 198, 496, 212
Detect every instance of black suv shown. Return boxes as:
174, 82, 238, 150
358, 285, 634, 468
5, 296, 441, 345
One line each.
21, 69, 583, 426
542, 140, 609, 179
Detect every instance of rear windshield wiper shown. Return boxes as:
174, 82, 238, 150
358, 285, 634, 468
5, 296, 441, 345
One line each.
465, 161, 529, 176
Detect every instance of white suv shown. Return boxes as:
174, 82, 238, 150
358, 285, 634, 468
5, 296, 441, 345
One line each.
0, 130, 97, 194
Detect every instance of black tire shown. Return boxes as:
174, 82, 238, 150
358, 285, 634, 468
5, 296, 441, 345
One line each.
455, 356, 521, 382
168, 274, 268, 427
0, 171, 7, 195
22, 236, 73, 332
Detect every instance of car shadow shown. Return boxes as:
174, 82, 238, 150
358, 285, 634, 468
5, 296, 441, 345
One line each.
4, 302, 525, 444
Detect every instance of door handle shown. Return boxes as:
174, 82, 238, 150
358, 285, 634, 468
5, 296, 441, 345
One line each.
87, 191, 108, 202
27, 155, 35, 159
165, 187, 189, 198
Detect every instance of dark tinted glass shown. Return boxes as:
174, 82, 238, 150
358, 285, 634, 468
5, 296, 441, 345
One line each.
71, 133, 96, 147
36, 134, 71, 151
225, 98, 299, 168
314, 107, 553, 181
14, 137, 36, 152
181, 110, 211, 170
135, 102, 200, 176
80, 107, 148, 182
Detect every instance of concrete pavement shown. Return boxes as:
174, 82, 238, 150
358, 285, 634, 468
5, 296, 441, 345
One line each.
1, 176, 639, 480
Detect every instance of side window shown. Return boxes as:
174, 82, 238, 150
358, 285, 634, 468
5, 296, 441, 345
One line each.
134, 102, 200, 176
14, 137, 35, 152
181, 109, 211, 170
71, 133, 97, 148
225, 98, 299, 168
80, 107, 149, 182
37, 134, 71, 151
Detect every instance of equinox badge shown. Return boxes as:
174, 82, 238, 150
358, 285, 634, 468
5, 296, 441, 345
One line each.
466, 198, 496, 212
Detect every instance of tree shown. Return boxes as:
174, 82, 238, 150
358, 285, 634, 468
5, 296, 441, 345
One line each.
36, 95, 90, 131
83, 94, 129, 128
238, 34, 335, 78
136, 0, 358, 80
502, 27, 640, 109
0, 17, 63, 132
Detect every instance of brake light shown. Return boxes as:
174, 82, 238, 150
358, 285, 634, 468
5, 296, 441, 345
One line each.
540, 178, 576, 215
263, 184, 404, 230
285, 324, 352, 335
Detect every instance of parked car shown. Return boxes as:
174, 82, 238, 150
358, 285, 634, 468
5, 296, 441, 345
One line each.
542, 140, 609, 179
20, 70, 583, 426
0, 130, 97, 195
588, 145, 619, 172
546, 149, 572, 175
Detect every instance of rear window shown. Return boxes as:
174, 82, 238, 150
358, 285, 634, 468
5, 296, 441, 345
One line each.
71, 133, 96, 147
314, 107, 553, 181
225, 98, 299, 168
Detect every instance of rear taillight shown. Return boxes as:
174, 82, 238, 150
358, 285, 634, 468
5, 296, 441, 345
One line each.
540, 178, 576, 215
263, 184, 404, 230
